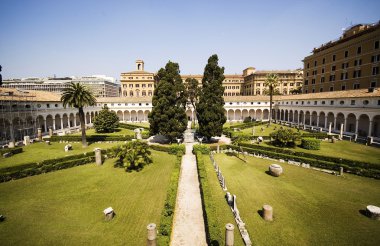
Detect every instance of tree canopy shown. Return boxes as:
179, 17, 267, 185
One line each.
196, 54, 226, 139
148, 61, 188, 142
93, 106, 119, 133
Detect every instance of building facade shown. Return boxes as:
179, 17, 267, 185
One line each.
2, 75, 120, 97
120, 60, 155, 97
303, 21, 380, 93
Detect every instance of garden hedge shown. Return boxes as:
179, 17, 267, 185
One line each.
230, 144, 380, 179
149, 144, 185, 156
157, 155, 181, 245
49, 135, 134, 142
193, 144, 211, 154
0, 147, 23, 156
301, 138, 321, 150
119, 122, 149, 130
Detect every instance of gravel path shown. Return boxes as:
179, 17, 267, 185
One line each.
171, 143, 207, 246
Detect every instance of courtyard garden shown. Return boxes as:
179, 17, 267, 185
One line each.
199, 153, 380, 245
0, 150, 178, 245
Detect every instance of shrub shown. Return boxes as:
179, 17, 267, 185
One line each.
119, 123, 149, 130
231, 131, 252, 143
157, 155, 181, 245
93, 106, 119, 133
269, 128, 301, 147
243, 116, 252, 123
193, 144, 210, 154
301, 138, 321, 150
0, 147, 23, 157
113, 141, 152, 171
168, 144, 186, 156
50, 135, 133, 142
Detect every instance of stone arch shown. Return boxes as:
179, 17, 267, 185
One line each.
117, 110, 123, 121
69, 113, 75, 127
186, 109, 193, 121
358, 114, 370, 137
299, 110, 305, 124
327, 112, 335, 129
249, 109, 255, 119
372, 115, 380, 137
294, 110, 299, 123
227, 109, 234, 121
124, 110, 130, 122
54, 114, 61, 130
131, 110, 137, 122
311, 111, 318, 126
0, 118, 11, 141
75, 113, 80, 126
144, 110, 150, 122
86, 112, 91, 125
36, 115, 45, 132
263, 109, 269, 120
91, 112, 95, 122
256, 109, 262, 120
318, 112, 325, 128
137, 110, 144, 122
62, 113, 69, 128
289, 110, 294, 122
305, 111, 311, 125
235, 109, 242, 121
346, 113, 356, 133
242, 109, 249, 120
336, 113, 345, 131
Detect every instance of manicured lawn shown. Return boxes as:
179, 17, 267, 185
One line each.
241, 123, 308, 135
125, 122, 150, 128
0, 142, 121, 169
0, 150, 176, 245
71, 128, 135, 136
212, 153, 380, 245
260, 140, 380, 165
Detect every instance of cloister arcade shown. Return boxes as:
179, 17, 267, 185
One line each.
273, 108, 380, 138
113, 109, 150, 122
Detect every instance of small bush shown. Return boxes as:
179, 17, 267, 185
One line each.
0, 147, 23, 157
270, 128, 301, 147
193, 144, 210, 154
243, 116, 252, 123
301, 138, 321, 150
168, 144, 186, 156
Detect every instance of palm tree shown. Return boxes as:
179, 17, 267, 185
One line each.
264, 73, 280, 125
61, 82, 96, 147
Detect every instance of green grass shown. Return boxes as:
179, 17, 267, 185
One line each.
198, 154, 244, 246
125, 122, 150, 128
0, 142, 121, 169
71, 128, 135, 136
241, 123, 308, 135
0, 150, 177, 245
260, 140, 380, 165
212, 153, 380, 246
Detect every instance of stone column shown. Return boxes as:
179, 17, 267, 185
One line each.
9, 122, 15, 148
297, 113, 300, 125
355, 119, 359, 135
316, 116, 320, 127
122, 112, 125, 122
44, 119, 48, 133
302, 115, 306, 125
339, 167, 344, 176
225, 223, 234, 246
95, 148, 103, 165
37, 128, 42, 141
343, 118, 347, 132
333, 117, 337, 131
368, 121, 373, 137
24, 136, 30, 145
49, 128, 53, 137
324, 117, 328, 129
146, 223, 157, 246
74, 117, 77, 127
263, 205, 273, 221
53, 119, 56, 130
89, 114, 92, 124
328, 122, 332, 134
60, 117, 64, 130
339, 123, 344, 139
67, 117, 70, 128
309, 115, 312, 126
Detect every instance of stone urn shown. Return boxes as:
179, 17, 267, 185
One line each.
269, 164, 283, 177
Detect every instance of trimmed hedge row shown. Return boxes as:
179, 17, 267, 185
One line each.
0, 147, 23, 156
0, 155, 96, 182
49, 135, 134, 142
119, 122, 149, 130
238, 142, 379, 170
227, 121, 266, 130
157, 155, 182, 245
149, 144, 186, 156
195, 152, 224, 245
229, 144, 380, 179
193, 144, 210, 154
301, 138, 321, 150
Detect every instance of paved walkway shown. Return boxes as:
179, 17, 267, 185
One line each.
171, 143, 207, 246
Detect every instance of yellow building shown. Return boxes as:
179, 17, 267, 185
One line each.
120, 60, 155, 97
303, 21, 380, 93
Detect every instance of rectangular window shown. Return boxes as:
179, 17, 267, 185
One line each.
332, 65, 336, 71
321, 68, 325, 74
330, 100, 334, 105
332, 54, 336, 61
314, 61, 317, 66
371, 81, 377, 88
357, 46, 361, 54
322, 58, 325, 64
344, 51, 348, 58
136, 84, 140, 88
351, 100, 355, 105
342, 85, 346, 90
353, 83, 360, 89
375, 40, 379, 49
312, 79, 315, 84
373, 66, 379, 75
304, 80, 308, 85
330, 87, 334, 92
320, 77, 325, 83
307, 63, 309, 68
329, 75, 335, 81
320, 88, 323, 92
314, 101, 317, 105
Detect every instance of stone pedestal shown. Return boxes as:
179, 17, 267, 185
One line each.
262, 205, 273, 221
225, 223, 235, 246
269, 164, 283, 177
49, 128, 53, 137
339, 167, 343, 176
24, 136, 30, 146
37, 128, 42, 141
103, 207, 114, 221
183, 128, 195, 143
95, 148, 103, 165
366, 205, 380, 220
8, 141, 15, 148
217, 145, 220, 153
147, 223, 157, 246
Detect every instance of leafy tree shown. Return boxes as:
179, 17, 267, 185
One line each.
264, 73, 280, 125
148, 61, 188, 143
196, 54, 226, 140
269, 128, 300, 147
290, 86, 302, 94
113, 141, 152, 171
93, 105, 119, 133
185, 77, 200, 123
61, 82, 96, 147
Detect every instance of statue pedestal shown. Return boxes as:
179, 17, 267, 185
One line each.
183, 129, 195, 143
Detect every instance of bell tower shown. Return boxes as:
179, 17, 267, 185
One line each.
136, 60, 144, 71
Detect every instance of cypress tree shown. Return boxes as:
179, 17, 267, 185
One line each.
148, 61, 188, 142
196, 54, 226, 140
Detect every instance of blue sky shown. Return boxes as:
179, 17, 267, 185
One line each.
1, 0, 379, 80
